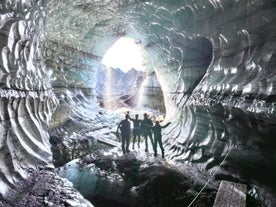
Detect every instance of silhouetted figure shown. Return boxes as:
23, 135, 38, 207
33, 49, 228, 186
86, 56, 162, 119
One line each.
117, 115, 131, 154
129, 114, 142, 150
141, 113, 154, 152
151, 121, 171, 158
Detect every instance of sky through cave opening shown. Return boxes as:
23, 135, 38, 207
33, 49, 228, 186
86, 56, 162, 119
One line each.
99, 37, 164, 116
101, 37, 146, 73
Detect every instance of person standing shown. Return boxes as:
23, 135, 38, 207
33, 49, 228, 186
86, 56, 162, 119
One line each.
140, 113, 154, 153
117, 114, 131, 154
151, 121, 171, 158
129, 114, 142, 150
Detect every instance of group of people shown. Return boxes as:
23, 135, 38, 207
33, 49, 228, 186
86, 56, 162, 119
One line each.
116, 112, 171, 158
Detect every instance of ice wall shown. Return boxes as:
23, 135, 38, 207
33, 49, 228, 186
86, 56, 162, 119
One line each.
0, 1, 95, 205
0, 1, 57, 197
0, 0, 59, 199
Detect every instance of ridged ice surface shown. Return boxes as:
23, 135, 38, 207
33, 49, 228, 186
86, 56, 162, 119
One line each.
0, 0, 57, 200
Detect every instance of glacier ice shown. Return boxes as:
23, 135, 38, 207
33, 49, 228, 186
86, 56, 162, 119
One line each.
0, 0, 276, 206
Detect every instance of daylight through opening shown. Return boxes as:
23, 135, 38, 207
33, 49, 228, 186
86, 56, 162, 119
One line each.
101, 37, 146, 73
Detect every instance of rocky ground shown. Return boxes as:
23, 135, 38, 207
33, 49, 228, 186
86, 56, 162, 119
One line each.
0, 145, 273, 207
57, 148, 218, 207
1, 134, 274, 207
56, 146, 274, 207
0, 169, 93, 207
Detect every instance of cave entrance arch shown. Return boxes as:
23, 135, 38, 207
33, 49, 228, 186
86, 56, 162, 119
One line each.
99, 37, 166, 119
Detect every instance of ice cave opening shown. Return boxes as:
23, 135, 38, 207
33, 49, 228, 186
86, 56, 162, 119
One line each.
99, 36, 156, 111
101, 37, 146, 73
1, 0, 276, 207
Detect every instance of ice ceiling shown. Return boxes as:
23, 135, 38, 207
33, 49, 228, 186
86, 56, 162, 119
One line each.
0, 0, 276, 205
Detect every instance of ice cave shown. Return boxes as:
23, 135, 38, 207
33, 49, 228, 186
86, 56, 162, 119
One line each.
0, 0, 276, 206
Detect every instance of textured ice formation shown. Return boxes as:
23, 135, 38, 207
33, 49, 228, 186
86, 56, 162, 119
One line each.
0, 0, 56, 199
0, 0, 92, 206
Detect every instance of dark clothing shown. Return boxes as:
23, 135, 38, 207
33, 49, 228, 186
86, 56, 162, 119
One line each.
117, 119, 131, 154
151, 122, 170, 158
119, 119, 131, 136
131, 119, 141, 129
141, 117, 154, 152
130, 118, 141, 149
